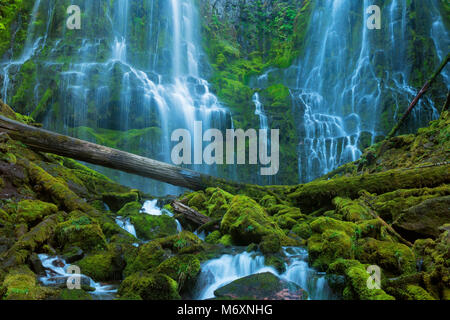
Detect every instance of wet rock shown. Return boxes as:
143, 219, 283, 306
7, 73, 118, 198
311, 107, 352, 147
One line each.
63, 246, 84, 264
30, 253, 47, 277
393, 196, 450, 239
214, 272, 308, 300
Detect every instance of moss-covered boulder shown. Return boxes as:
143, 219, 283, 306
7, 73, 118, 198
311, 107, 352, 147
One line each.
76, 251, 117, 282
54, 213, 107, 252
205, 231, 222, 244
393, 196, 450, 239
124, 242, 169, 277
310, 217, 357, 237
354, 238, 416, 276
102, 191, 139, 212
329, 259, 395, 300
0, 266, 55, 300
13, 200, 58, 225
259, 235, 282, 254
220, 195, 286, 245
333, 197, 372, 222
213, 272, 308, 300
292, 222, 312, 239
130, 214, 178, 241
307, 230, 353, 271
116, 201, 142, 216
156, 231, 203, 254
154, 254, 201, 292
118, 272, 180, 300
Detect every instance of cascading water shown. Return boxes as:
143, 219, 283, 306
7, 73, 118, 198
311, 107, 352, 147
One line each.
195, 248, 336, 300
0, 0, 232, 195
38, 254, 118, 300
283, 0, 447, 182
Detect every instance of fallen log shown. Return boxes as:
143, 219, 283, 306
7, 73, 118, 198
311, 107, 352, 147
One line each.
0, 114, 243, 192
387, 53, 449, 139
288, 164, 450, 212
172, 201, 211, 225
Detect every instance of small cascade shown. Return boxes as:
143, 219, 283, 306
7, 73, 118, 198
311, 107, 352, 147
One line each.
195, 247, 336, 300
253, 93, 268, 130
141, 199, 183, 233
195, 251, 274, 300
115, 217, 137, 237
38, 254, 118, 300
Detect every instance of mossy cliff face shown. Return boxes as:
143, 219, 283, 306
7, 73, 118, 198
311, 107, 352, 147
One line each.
198, 0, 313, 185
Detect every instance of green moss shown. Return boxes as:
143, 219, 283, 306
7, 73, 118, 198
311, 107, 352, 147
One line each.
1, 266, 54, 300
310, 217, 357, 237
13, 200, 58, 225
55, 213, 107, 252
205, 230, 222, 244
124, 242, 167, 277
220, 195, 288, 246
102, 192, 140, 212
307, 230, 353, 271
333, 197, 372, 222
292, 222, 312, 239
355, 238, 416, 276
118, 272, 180, 300
156, 231, 202, 254
259, 235, 282, 254
58, 289, 93, 300
154, 254, 201, 292
218, 234, 233, 246
77, 252, 115, 282
129, 213, 178, 241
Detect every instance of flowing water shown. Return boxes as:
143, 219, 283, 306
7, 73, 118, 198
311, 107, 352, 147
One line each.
38, 254, 118, 300
194, 247, 336, 300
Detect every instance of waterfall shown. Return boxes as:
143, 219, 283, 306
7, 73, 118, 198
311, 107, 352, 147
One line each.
253, 93, 268, 130
195, 248, 336, 300
0, 0, 232, 196
286, 0, 445, 183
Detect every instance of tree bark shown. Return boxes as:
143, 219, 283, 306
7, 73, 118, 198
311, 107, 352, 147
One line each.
387, 53, 449, 139
0, 115, 242, 191
172, 201, 211, 225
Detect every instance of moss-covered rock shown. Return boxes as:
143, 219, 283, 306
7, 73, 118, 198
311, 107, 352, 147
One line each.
118, 272, 180, 300
154, 254, 201, 292
333, 197, 372, 222
393, 196, 450, 239
205, 231, 222, 244
259, 235, 281, 255
76, 251, 116, 282
130, 214, 178, 241
1, 265, 55, 300
310, 217, 357, 237
354, 238, 416, 276
156, 231, 202, 254
213, 272, 308, 300
123, 242, 168, 277
328, 259, 395, 300
292, 222, 312, 239
102, 191, 140, 212
13, 200, 58, 225
307, 230, 353, 271
220, 195, 287, 245
54, 213, 107, 252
